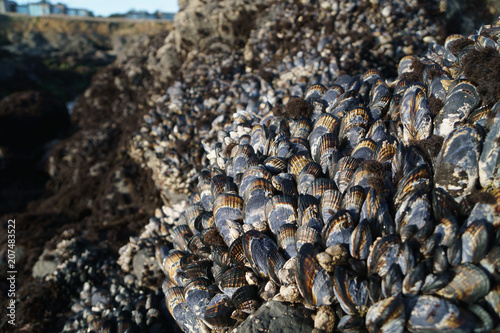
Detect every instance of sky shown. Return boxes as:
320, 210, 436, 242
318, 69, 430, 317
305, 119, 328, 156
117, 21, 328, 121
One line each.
19, 0, 179, 16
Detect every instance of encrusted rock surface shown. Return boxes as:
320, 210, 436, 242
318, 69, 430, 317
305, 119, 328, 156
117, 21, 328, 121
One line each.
0, 1, 498, 332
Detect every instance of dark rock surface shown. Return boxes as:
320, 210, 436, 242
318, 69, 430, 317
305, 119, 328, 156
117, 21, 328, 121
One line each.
233, 301, 315, 333
0, 90, 69, 215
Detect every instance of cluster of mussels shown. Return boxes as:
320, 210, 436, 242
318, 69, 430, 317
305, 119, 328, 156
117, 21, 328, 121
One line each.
154, 18, 500, 333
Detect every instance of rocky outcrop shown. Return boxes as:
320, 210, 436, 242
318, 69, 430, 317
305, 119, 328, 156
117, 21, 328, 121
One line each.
0, 14, 172, 57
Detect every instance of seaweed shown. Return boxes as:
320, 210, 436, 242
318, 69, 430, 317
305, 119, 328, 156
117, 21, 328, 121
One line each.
462, 47, 500, 107
283, 97, 312, 119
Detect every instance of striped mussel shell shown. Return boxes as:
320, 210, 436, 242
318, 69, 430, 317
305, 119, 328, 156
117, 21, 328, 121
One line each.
218, 266, 253, 298
434, 124, 483, 203
339, 107, 370, 153
288, 151, 314, 178
305, 83, 327, 100
322, 209, 354, 248
333, 265, 371, 316
319, 189, 342, 224
242, 230, 280, 278
436, 263, 490, 303
263, 156, 287, 174
314, 133, 339, 172
204, 293, 236, 328
400, 83, 432, 145
330, 156, 360, 194
297, 162, 323, 195
296, 243, 335, 306
351, 138, 376, 162
231, 144, 258, 177
266, 194, 297, 235
434, 80, 479, 137
323, 84, 344, 109
277, 223, 298, 259
239, 165, 272, 198
213, 193, 244, 247
367, 120, 388, 143
171, 225, 194, 251
290, 117, 312, 139
309, 113, 340, 159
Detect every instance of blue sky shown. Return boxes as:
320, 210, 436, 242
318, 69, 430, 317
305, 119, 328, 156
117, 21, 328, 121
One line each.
19, 1, 179, 16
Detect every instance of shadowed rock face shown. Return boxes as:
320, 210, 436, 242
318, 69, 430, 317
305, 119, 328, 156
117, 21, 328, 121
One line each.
0, 90, 69, 215
0, 90, 69, 150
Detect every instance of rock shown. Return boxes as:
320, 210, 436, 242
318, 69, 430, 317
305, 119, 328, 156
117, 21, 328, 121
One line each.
32, 249, 60, 278
0, 90, 69, 152
233, 300, 314, 333
132, 248, 161, 287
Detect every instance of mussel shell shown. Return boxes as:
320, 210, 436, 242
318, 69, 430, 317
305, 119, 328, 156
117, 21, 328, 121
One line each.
179, 203, 204, 234
305, 177, 338, 199
367, 120, 389, 143
184, 277, 213, 319
243, 230, 279, 278
165, 285, 201, 331
349, 219, 372, 260
264, 156, 287, 174
333, 266, 370, 315
239, 165, 272, 198
367, 234, 401, 278
351, 138, 376, 161
214, 193, 245, 246
305, 83, 327, 99
277, 223, 298, 259
288, 151, 314, 178
365, 296, 405, 333
400, 84, 432, 144
341, 185, 366, 222
296, 225, 321, 252
218, 266, 250, 298
461, 219, 489, 264
297, 162, 323, 194
434, 125, 482, 203
322, 209, 355, 248
172, 225, 194, 251
480, 246, 500, 281
163, 250, 186, 286
406, 295, 478, 332
434, 80, 479, 138
436, 263, 490, 303
228, 236, 246, 266
331, 156, 360, 194
479, 105, 500, 188
266, 195, 297, 235
204, 293, 236, 328
309, 114, 340, 159
320, 189, 343, 224
231, 284, 260, 314
296, 243, 335, 306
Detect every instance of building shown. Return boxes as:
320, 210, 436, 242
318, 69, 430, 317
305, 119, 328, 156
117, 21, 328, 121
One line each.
51, 3, 66, 14
66, 7, 92, 17
16, 4, 29, 14
159, 12, 175, 21
0, 0, 16, 13
28, 1, 51, 16
125, 10, 156, 20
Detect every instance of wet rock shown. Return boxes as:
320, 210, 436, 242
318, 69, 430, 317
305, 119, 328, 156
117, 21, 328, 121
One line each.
32, 249, 60, 278
233, 300, 315, 333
